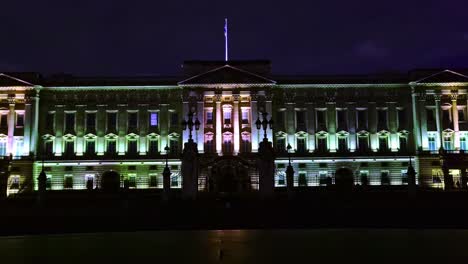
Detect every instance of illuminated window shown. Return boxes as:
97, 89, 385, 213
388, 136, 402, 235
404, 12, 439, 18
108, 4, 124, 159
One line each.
9, 175, 20, 190
428, 136, 436, 152
359, 171, 369, 185
317, 137, 327, 153
149, 173, 158, 188
241, 109, 249, 124
399, 136, 407, 152
171, 173, 180, 187
16, 113, 24, 127
224, 109, 231, 125
241, 133, 250, 153
86, 112, 96, 131
149, 112, 158, 127
0, 139, 6, 156
204, 133, 214, 153
277, 172, 286, 186
223, 133, 233, 153
0, 113, 8, 128
14, 138, 23, 156
461, 137, 467, 151
205, 111, 213, 125
169, 139, 179, 154
401, 169, 408, 184
319, 171, 329, 186
443, 135, 453, 150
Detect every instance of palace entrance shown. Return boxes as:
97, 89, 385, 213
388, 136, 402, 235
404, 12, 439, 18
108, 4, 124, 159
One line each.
208, 156, 251, 194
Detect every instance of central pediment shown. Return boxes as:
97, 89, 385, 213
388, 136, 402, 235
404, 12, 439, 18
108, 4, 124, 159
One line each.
178, 64, 276, 87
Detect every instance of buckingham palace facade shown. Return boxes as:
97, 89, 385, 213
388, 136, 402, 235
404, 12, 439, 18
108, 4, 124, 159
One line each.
1, 60, 468, 196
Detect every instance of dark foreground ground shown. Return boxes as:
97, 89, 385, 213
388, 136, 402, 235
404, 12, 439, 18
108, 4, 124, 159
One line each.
1, 188, 468, 236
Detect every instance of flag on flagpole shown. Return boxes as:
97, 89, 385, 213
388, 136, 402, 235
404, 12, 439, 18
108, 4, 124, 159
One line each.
224, 18, 228, 61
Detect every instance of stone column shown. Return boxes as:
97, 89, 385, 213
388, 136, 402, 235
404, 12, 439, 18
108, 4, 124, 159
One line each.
215, 95, 222, 154
30, 89, 40, 156
452, 94, 460, 150
160, 103, 169, 153
250, 94, 259, 152
182, 100, 189, 144
286, 103, 295, 150
24, 97, 32, 156
326, 100, 337, 152
368, 102, 378, 151
348, 102, 357, 152
233, 95, 240, 154
434, 94, 442, 150
7, 99, 15, 156
265, 94, 273, 141
388, 102, 399, 151
196, 97, 204, 153
306, 102, 315, 152
411, 88, 422, 150
419, 94, 428, 150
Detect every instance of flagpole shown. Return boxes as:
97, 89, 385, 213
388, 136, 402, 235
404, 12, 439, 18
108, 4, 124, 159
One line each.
224, 18, 228, 62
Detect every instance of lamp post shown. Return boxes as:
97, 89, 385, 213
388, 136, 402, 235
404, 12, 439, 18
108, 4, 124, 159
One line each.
255, 111, 274, 140
286, 143, 294, 196
163, 145, 171, 197
182, 111, 201, 141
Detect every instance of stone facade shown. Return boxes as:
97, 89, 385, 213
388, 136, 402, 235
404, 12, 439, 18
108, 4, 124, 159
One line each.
0, 63, 467, 196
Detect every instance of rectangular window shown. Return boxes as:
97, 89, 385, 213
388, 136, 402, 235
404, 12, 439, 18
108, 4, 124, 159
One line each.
398, 109, 406, 128
127, 140, 138, 154
357, 110, 367, 129
428, 136, 437, 151
459, 109, 465, 122
128, 112, 138, 129
358, 136, 368, 152
107, 140, 116, 153
298, 172, 307, 187
224, 110, 231, 125
276, 138, 285, 153
170, 112, 178, 126
107, 112, 117, 131
442, 109, 451, 123
0, 114, 8, 128
443, 136, 453, 150
149, 174, 158, 188
401, 169, 408, 184
241, 110, 249, 124
241, 139, 250, 153
65, 113, 75, 132
64, 174, 73, 189
65, 141, 74, 155
360, 171, 369, 185
319, 171, 329, 186
170, 139, 179, 154
171, 174, 179, 187
338, 137, 348, 152
316, 110, 326, 128
276, 111, 285, 128
46, 176, 52, 190
381, 170, 390, 185
9, 175, 20, 190
377, 109, 387, 129
0, 141, 6, 156
46, 112, 55, 130
86, 140, 95, 154
14, 139, 23, 156
86, 113, 96, 131
296, 111, 305, 128
206, 111, 213, 125
399, 137, 407, 152
44, 141, 53, 155
379, 137, 389, 151
296, 138, 306, 153
337, 110, 347, 130
317, 137, 327, 152
16, 113, 24, 127
461, 137, 467, 151
149, 112, 158, 127
427, 109, 435, 122
128, 174, 137, 188
148, 140, 158, 154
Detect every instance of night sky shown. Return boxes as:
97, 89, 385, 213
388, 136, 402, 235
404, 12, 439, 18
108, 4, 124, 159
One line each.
2, 0, 467, 77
